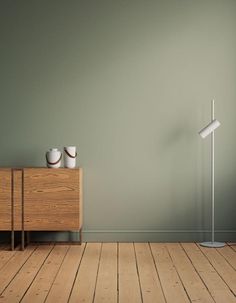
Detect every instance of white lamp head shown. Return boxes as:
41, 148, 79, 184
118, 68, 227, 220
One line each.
199, 119, 220, 139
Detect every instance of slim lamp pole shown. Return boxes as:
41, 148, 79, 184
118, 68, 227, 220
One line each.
211, 100, 215, 243
200, 100, 225, 248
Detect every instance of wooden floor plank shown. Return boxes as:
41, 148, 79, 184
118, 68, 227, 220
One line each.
69, 243, 102, 303
198, 244, 236, 296
0, 246, 36, 294
228, 244, 236, 253
0, 245, 53, 303
118, 243, 142, 303
94, 243, 117, 303
167, 243, 215, 303
45, 244, 85, 303
135, 243, 165, 303
21, 245, 69, 303
0, 249, 17, 272
150, 243, 189, 303
183, 243, 236, 303
0, 242, 235, 303
217, 245, 236, 270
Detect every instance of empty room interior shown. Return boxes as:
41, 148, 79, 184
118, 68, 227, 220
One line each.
0, 0, 236, 302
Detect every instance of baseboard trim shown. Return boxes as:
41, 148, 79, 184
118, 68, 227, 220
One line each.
83, 229, 236, 233
81, 229, 236, 242
24, 229, 236, 242
1, 230, 235, 243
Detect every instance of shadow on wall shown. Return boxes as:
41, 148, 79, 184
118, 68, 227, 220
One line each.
154, 114, 208, 231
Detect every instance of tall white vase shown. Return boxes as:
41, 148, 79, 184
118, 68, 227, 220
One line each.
64, 146, 77, 168
46, 148, 62, 168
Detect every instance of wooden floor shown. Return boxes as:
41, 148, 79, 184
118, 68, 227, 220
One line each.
0, 243, 235, 303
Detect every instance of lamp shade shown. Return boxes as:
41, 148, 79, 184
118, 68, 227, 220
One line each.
199, 119, 220, 138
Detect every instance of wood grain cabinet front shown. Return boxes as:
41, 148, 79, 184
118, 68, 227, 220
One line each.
24, 168, 82, 231
0, 169, 12, 230
0, 168, 83, 250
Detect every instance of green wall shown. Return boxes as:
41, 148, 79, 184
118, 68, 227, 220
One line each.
0, 0, 236, 241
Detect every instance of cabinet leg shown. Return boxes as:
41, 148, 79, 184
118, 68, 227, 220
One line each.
79, 228, 82, 245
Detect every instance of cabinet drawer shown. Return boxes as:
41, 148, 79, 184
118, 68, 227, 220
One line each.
24, 168, 81, 230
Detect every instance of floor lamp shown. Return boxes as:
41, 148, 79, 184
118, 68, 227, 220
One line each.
198, 100, 225, 248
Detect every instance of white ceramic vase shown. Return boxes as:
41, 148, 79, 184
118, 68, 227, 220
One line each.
46, 148, 62, 168
64, 146, 77, 168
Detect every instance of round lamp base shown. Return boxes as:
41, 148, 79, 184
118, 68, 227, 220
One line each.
200, 241, 226, 248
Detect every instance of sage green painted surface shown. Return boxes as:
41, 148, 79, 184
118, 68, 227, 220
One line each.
0, 0, 236, 241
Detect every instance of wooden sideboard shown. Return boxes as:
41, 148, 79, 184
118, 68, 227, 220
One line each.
0, 168, 83, 250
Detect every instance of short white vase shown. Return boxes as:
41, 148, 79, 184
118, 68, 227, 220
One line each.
46, 148, 62, 168
64, 146, 77, 168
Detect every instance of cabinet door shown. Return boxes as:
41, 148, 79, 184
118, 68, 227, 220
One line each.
0, 169, 11, 230
24, 168, 81, 231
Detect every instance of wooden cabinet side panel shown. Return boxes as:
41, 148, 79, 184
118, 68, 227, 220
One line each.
24, 168, 81, 231
79, 169, 83, 229
0, 169, 11, 230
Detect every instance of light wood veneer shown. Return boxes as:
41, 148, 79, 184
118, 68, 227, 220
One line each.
0, 169, 11, 230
